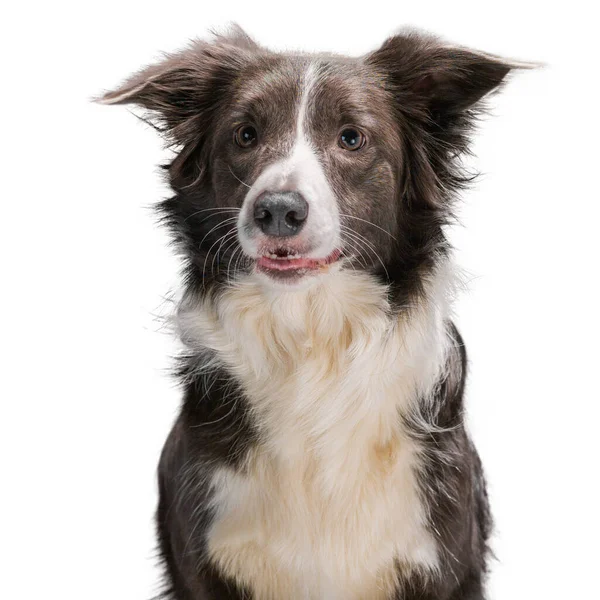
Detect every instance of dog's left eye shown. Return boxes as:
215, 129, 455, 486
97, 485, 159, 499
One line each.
234, 124, 258, 148
339, 127, 365, 151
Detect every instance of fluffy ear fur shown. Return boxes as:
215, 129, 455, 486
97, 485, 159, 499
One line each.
98, 24, 258, 186
366, 30, 520, 122
366, 30, 526, 208
98, 25, 258, 140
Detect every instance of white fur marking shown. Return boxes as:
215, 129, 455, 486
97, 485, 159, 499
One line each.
296, 63, 317, 140
237, 62, 341, 266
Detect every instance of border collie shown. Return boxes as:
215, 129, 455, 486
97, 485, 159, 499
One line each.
101, 25, 525, 599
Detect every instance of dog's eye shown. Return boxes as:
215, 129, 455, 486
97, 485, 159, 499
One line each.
234, 124, 258, 148
339, 127, 365, 151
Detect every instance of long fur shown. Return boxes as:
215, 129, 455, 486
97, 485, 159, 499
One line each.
101, 25, 524, 600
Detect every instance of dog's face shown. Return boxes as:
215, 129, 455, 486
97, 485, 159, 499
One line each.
213, 56, 402, 286
102, 27, 515, 296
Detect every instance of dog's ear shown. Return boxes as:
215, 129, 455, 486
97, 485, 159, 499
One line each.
98, 24, 258, 145
366, 30, 526, 124
366, 30, 531, 208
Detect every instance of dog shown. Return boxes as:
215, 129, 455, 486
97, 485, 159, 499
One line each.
101, 25, 525, 599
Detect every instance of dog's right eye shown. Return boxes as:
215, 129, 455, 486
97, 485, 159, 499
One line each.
234, 124, 258, 148
339, 127, 365, 151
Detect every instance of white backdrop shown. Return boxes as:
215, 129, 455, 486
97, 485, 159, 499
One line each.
1, 1, 598, 598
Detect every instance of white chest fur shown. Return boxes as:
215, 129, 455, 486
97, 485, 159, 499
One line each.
177, 268, 451, 599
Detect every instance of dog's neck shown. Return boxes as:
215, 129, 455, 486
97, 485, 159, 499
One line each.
177, 265, 453, 462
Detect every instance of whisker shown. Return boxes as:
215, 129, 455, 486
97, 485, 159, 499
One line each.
226, 246, 243, 283
339, 213, 397, 241
341, 228, 372, 267
198, 217, 238, 249
228, 165, 252, 189
341, 225, 390, 280
211, 229, 238, 276
233, 248, 249, 281
340, 235, 369, 269
201, 226, 237, 292
196, 210, 241, 227
215, 236, 242, 279
184, 206, 240, 224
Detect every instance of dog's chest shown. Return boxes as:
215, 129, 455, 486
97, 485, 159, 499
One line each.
205, 363, 439, 599
181, 273, 446, 598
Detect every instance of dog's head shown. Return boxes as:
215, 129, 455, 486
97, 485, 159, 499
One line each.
101, 26, 518, 300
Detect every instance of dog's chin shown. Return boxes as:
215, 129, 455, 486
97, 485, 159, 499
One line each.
252, 248, 342, 287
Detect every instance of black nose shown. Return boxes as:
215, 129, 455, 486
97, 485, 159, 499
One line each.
253, 191, 308, 237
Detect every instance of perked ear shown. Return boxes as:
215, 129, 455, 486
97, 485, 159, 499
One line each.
97, 24, 258, 144
366, 29, 530, 123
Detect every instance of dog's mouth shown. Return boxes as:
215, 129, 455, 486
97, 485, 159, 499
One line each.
256, 248, 342, 280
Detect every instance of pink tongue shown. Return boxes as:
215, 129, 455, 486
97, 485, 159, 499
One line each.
258, 250, 340, 272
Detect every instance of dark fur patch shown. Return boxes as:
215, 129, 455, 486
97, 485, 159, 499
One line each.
156, 361, 256, 599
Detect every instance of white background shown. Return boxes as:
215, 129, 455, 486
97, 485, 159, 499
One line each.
1, 1, 598, 598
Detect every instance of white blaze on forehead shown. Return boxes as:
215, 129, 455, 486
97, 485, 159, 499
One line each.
296, 62, 318, 140
237, 62, 341, 261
